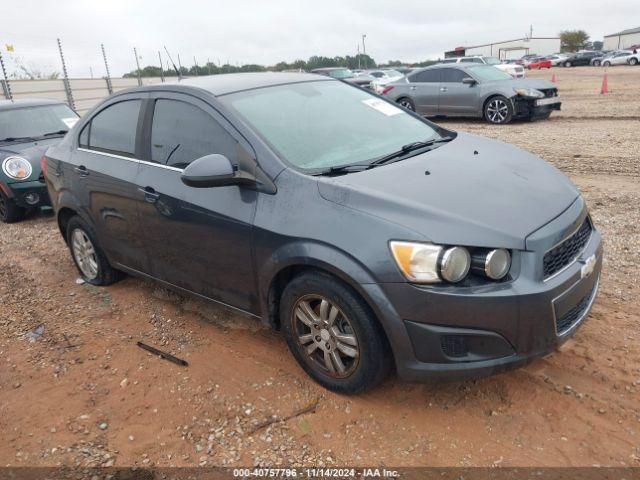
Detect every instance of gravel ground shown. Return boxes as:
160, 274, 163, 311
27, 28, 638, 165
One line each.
1, 66, 639, 468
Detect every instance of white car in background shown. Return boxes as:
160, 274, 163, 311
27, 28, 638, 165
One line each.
438, 56, 525, 78
369, 69, 405, 94
602, 51, 634, 66
545, 54, 570, 66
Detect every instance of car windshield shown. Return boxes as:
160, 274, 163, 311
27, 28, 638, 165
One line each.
221, 80, 443, 172
482, 57, 502, 65
326, 69, 354, 79
0, 104, 78, 142
466, 65, 513, 82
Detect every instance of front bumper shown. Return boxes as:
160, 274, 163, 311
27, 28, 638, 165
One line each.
514, 96, 561, 119
362, 199, 603, 382
2, 179, 51, 208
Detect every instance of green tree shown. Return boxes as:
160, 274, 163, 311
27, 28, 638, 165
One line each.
560, 30, 590, 52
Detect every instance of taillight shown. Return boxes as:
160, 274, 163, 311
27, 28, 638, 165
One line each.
381, 85, 394, 95
40, 155, 47, 176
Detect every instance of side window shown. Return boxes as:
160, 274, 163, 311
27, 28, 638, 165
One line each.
409, 69, 441, 83
150, 99, 237, 169
86, 100, 141, 157
460, 58, 474, 63
440, 68, 471, 83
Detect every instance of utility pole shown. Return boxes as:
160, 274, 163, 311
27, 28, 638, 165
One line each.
0, 50, 12, 101
207, 57, 212, 75
357, 44, 361, 69
133, 47, 142, 86
101, 43, 113, 94
57, 38, 75, 110
362, 34, 367, 68
193, 56, 199, 75
177, 54, 183, 74
89, 66, 94, 79
158, 51, 165, 82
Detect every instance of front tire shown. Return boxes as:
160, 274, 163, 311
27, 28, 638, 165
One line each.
484, 95, 513, 124
0, 190, 24, 223
564, 61, 572, 67
280, 272, 391, 394
603, 61, 611, 67
66, 216, 121, 285
593, 60, 601, 66
630, 58, 638, 66
397, 97, 415, 112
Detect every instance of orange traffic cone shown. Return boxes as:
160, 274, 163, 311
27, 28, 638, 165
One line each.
551, 73, 556, 83
600, 73, 608, 94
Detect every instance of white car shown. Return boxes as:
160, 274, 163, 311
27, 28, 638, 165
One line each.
369, 69, 405, 94
602, 51, 634, 66
545, 54, 570, 66
438, 56, 525, 78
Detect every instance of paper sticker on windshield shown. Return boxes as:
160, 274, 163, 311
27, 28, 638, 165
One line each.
362, 98, 403, 116
62, 117, 78, 128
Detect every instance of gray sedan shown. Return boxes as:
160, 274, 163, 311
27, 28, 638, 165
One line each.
383, 64, 561, 124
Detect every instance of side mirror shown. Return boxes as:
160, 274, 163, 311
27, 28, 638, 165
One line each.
180, 154, 255, 188
462, 77, 477, 86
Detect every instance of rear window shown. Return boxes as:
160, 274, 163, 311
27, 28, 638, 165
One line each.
81, 100, 141, 157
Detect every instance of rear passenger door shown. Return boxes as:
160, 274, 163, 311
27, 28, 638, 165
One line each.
135, 93, 258, 312
74, 95, 149, 273
437, 68, 479, 115
407, 69, 441, 115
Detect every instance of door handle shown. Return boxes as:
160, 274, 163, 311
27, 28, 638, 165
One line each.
74, 165, 89, 177
410, 86, 417, 90
139, 186, 160, 203
440, 87, 448, 92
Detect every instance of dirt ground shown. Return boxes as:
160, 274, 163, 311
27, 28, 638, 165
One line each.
1, 66, 639, 469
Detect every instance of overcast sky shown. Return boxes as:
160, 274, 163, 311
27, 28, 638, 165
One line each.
1, 0, 636, 77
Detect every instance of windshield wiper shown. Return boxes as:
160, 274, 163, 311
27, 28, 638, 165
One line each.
0, 136, 38, 143
313, 136, 455, 177
368, 136, 455, 167
42, 129, 69, 137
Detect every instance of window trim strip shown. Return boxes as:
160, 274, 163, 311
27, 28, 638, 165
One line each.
77, 147, 184, 172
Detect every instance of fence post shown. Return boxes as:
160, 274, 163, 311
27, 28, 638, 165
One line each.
57, 38, 76, 110
158, 51, 165, 83
0, 50, 13, 101
101, 43, 113, 95
133, 47, 142, 86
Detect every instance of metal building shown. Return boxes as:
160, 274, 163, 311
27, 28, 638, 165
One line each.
445, 37, 561, 60
603, 27, 640, 50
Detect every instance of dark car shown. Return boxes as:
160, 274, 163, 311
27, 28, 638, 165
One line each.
384, 64, 560, 123
44, 73, 602, 394
0, 98, 78, 222
310, 67, 373, 88
562, 51, 601, 67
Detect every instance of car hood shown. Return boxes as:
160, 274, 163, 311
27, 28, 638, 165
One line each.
485, 77, 556, 90
317, 132, 579, 249
0, 138, 61, 180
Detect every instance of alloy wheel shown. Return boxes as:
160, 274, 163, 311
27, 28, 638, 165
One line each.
486, 99, 509, 123
291, 295, 359, 378
399, 99, 414, 111
71, 228, 99, 279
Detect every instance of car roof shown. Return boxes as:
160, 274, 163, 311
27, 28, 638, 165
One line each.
0, 98, 65, 111
138, 72, 333, 97
413, 64, 470, 73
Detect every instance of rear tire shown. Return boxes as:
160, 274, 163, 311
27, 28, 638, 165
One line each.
397, 97, 415, 112
593, 60, 601, 66
484, 95, 513, 124
66, 216, 122, 285
280, 272, 391, 394
603, 61, 611, 67
0, 190, 24, 223
564, 61, 572, 67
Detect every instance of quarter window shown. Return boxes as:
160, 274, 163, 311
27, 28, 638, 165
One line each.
150, 99, 237, 169
82, 100, 141, 157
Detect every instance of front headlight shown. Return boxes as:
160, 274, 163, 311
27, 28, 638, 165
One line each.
389, 241, 470, 284
514, 88, 544, 99
2, 156, 32, 180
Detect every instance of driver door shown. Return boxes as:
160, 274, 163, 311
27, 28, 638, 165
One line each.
135, 93, 258, 312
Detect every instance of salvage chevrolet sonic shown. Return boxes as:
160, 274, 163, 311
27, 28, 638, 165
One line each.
43, 73, 602, 394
